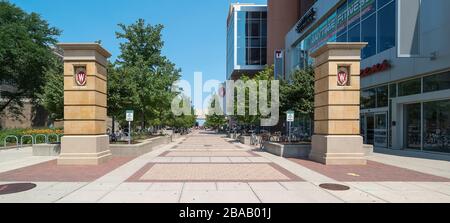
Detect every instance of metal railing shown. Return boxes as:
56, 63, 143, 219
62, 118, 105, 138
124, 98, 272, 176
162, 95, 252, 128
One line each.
34, 134, 48, 144
20, 135, 34, 148
47, 134, 60, 144
2, 133, 65, 149
3, 136, 19, 148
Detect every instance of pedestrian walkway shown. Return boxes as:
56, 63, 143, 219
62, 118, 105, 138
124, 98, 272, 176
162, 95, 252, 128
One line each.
0, 130, 449, 203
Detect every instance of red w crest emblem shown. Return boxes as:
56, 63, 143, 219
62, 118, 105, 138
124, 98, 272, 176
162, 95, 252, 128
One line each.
76, 71, 87, 86
337, 71, 348, 86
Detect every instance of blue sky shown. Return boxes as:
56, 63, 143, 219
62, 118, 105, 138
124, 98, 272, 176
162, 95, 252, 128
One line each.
10, 0, 267, 91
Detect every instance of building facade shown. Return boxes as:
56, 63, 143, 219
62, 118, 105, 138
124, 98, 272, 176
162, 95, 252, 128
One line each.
267, 0, 316, 79
227, 3, 268, 80
284, 0, 450, 154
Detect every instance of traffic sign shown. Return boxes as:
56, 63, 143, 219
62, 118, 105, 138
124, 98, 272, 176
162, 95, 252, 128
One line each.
286, 110, 295, 122
126, 110, 134, 122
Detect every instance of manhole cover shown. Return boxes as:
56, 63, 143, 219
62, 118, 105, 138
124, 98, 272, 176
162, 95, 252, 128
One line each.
0, 183, 37, 195
319, 183, 350, 191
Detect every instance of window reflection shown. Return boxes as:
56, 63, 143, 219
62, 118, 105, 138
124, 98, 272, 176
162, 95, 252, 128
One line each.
423, 100, 450, 153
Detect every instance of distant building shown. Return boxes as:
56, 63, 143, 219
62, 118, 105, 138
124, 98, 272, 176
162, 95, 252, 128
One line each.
226, 3, 268, 80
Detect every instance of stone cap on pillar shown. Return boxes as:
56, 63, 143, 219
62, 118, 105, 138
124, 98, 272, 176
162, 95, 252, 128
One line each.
310, 42, 367, 67
57, 43, 112, 67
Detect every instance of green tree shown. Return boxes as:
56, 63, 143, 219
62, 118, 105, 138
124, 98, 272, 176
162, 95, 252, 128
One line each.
168, 96, 196, 129
107, 62, 140, 132
37, 57, 64, 121
233, 65, 274, 127
280, 67, 315, 119
205, 94, 227, 130
0, 1, 61, 117
114, 19, 181, 129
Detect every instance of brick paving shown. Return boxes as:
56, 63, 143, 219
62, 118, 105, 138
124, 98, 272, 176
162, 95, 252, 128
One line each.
160, 151, 257, 157
128, 163, 302, 182
0, 157, 135, 182
289, 158, 450, 182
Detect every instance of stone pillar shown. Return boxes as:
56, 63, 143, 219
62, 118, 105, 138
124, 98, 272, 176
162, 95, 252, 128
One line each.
309, 42, 367, 165
57, 43, 112, 165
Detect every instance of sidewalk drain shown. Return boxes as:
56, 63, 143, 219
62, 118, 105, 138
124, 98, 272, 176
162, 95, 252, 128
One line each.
0, 183, 37, 195
319, 183, 350, 191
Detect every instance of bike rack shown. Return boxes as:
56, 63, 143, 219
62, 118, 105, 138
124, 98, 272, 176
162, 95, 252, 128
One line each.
47, 134, 60, 143
4, 135, 19, 148
34, 134, 48, 144
20, 135, 35, 148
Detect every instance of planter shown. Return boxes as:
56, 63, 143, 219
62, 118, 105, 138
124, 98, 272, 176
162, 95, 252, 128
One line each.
109, 136, 171, 157
171, 133, 181, 141
263, 142, 311, 159
363, 144, 374, 156
239, 136, 252, 145
33, 143, 61, 156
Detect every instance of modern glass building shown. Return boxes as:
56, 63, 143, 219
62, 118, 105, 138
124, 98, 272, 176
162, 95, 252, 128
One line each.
227, 3, 267, 80
285, 0, 450, 154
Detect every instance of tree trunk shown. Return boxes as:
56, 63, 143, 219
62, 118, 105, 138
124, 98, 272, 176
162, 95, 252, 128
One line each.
141, 111, 146, 130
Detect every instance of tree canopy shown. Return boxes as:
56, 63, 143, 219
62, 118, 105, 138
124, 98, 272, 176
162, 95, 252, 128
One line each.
108, 18, 183, 129
37, 57, 64, 120
232, 65, 274, 126
0, 1, 61, 117
280, 67, 315, 119
205, 94, 227, 130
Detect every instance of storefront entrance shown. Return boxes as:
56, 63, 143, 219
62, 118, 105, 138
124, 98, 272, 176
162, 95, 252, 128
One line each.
362, 112, 388, 148
403, 100, 450, 153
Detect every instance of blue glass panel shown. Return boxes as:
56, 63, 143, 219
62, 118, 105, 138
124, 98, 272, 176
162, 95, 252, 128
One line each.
361, 0, 376, 20
378, 0, 393, 9
362, 14, 376, 59
348, 24, 360, 42
348, 0, 361, 28
377, 1, 396, 53
337, 1, 348, 37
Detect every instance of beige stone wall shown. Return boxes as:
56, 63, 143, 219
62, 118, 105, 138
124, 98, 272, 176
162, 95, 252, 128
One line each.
312, 46, 363, 136
63, 61, 107, 135
309, 43, 368, 165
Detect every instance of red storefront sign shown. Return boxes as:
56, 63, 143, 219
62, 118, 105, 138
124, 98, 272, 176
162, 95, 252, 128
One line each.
360, 60, 391, 78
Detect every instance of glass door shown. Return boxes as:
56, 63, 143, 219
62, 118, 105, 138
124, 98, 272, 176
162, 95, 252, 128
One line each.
374, 113, 388, 148
366, 114, 375, 145
405, 103, 422, 150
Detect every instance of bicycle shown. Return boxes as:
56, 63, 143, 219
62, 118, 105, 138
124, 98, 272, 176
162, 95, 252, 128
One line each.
259, 133, 270, 150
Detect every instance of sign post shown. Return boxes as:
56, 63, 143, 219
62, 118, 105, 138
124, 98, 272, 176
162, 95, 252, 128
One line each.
126, 110, 134, 145
286, 110, 295, 143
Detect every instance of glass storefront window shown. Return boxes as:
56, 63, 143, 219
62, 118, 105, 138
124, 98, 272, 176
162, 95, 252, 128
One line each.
398, 78, 421, 97
362, 14, 377, 59
376, 86, 389, 107
374, 113, 388, 148
389, 84, 397, 98
405, 103, 422, 150
423, 100, 450, 153
361, 88, 376, 109
423, 71, 450, 93
377, 1, 396, 53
